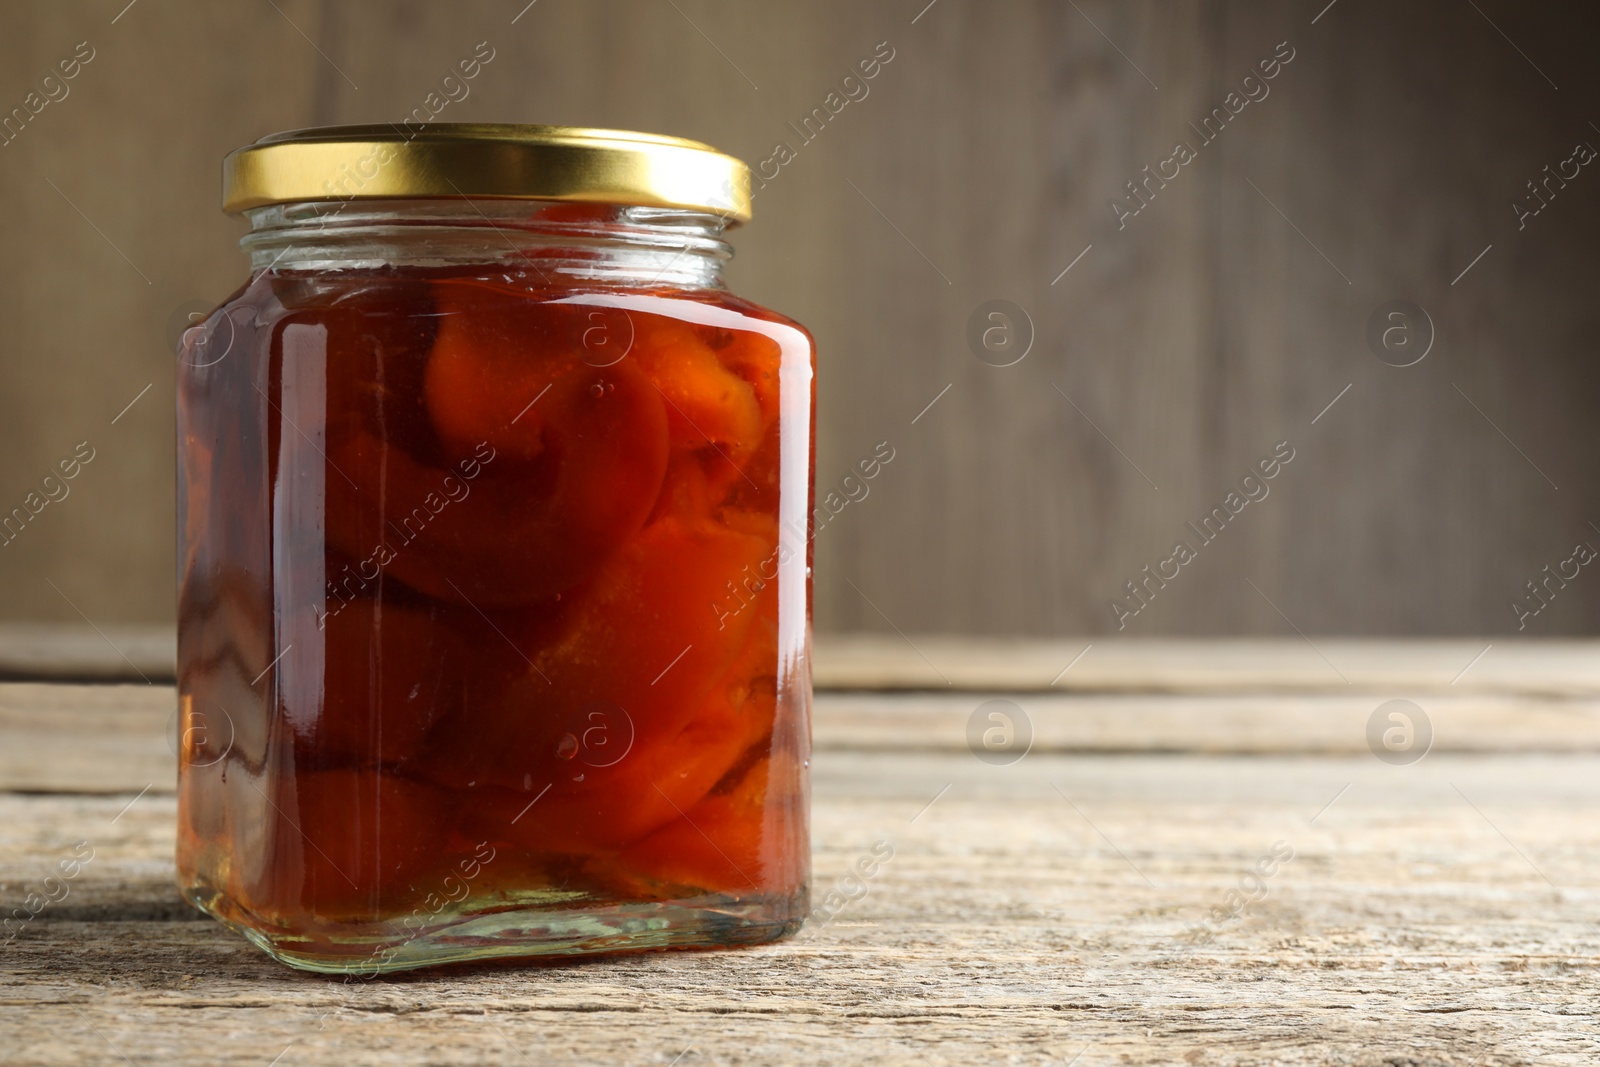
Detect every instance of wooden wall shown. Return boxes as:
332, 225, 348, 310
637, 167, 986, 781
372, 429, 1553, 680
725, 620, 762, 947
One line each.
0, 0, 1596, 636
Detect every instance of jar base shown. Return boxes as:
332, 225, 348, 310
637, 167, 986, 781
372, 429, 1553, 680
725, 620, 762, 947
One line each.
183, 882, 807, 974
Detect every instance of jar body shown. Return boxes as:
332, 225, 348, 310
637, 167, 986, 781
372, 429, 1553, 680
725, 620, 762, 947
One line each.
175, 204, 814, 972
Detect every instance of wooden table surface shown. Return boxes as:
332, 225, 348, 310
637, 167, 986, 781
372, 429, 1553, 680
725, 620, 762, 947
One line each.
4, 635, 1600, 1066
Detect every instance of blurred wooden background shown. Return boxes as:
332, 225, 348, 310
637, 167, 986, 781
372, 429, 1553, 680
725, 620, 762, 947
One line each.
0, 0, 1597, 636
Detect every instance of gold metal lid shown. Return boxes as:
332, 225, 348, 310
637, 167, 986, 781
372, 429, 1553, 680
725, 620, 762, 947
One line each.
222, 123, 752, 223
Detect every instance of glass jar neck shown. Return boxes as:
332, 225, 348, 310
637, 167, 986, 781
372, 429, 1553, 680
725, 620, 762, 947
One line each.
241, 199, 733, 289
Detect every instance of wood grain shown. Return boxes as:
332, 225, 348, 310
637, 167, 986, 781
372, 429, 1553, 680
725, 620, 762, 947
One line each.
0, 623, 174, 682
2, 1, 1600, 636
7, 627, 1597, 697
8, 631, 1600, 793
3, 753, 1597, 1065
3, 634, 1600, 1064
7, 673, 1600, 797
811, 634, 1600, 696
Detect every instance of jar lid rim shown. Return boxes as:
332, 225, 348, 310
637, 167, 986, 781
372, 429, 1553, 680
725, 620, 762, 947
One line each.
222, 123, 752, 223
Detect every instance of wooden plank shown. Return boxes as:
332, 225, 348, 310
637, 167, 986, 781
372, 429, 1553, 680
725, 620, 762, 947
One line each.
6, 630, 1596, 699
9, 667, 1600, 794
0, 683, 172, 793
0, 623, 174, 682
813, 634, 1600, 696
3, 750, 1597, 1064
4, 1, 1600, 637
0, 2, 326, 627
816, 690, 1600, 754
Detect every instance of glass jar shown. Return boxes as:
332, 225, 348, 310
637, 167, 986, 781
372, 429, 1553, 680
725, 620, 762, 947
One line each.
174, 125, 814, 973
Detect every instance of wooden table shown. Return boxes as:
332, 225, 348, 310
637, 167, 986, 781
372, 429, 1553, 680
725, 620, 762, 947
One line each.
4, 635, 1599, 1065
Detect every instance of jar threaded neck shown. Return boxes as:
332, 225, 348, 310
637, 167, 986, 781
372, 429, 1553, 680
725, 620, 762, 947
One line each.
241, 199, 732, 288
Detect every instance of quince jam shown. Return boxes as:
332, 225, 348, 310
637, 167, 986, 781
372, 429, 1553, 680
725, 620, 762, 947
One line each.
175, 267, 813, 971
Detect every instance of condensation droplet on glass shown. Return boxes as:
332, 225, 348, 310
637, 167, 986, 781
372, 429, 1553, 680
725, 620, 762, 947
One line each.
590, 382, 605, 398
556, 733, 579, 760
523, 773, 533, 790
